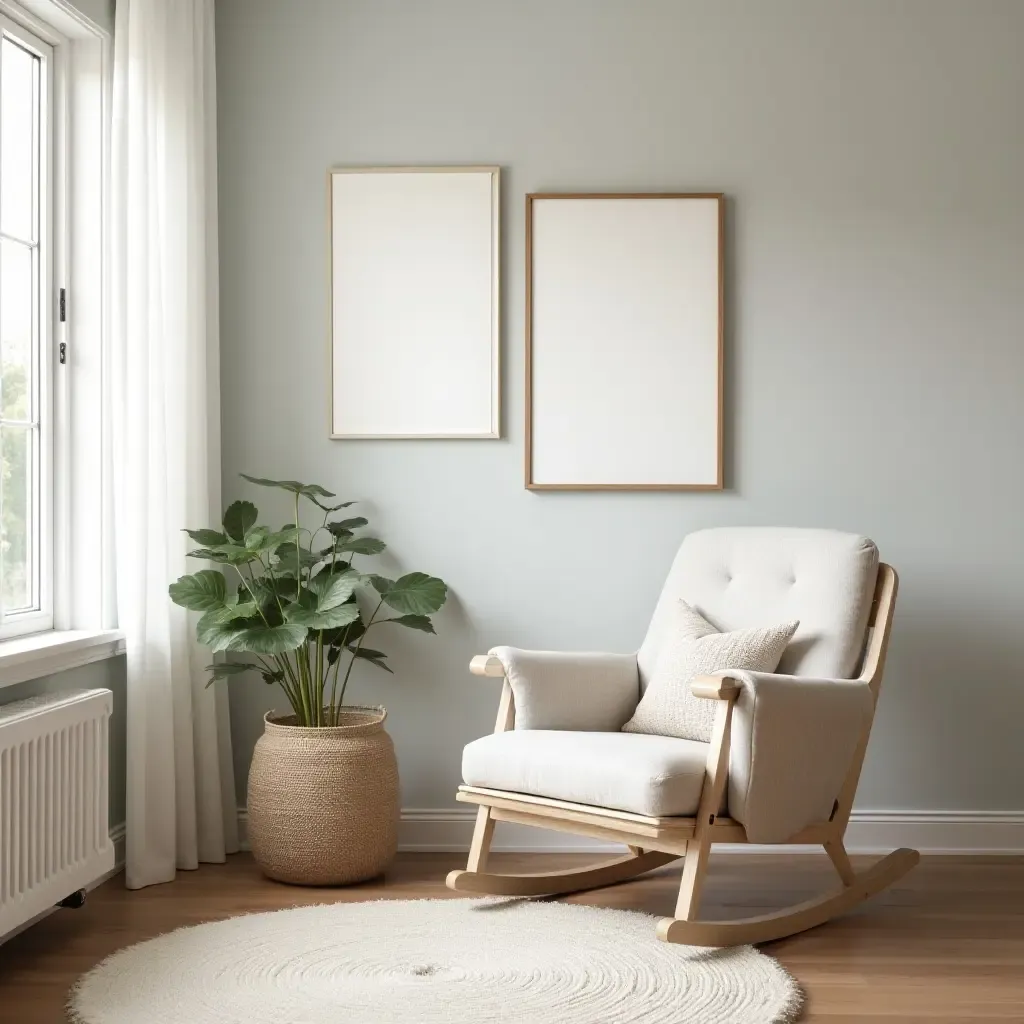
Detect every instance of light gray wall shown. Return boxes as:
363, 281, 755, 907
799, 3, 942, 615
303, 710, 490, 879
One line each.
216, 0, 1024, 813
1, 658, 127, 828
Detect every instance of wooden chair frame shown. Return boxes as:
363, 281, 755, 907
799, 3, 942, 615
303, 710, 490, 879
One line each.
446, 564, 919, 946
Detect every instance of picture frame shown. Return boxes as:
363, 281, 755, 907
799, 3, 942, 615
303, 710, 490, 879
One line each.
329, 166, 501, 439
525, 192, 724, 490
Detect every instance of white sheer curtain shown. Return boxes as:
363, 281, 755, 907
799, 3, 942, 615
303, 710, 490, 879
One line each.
111, 0, 238, 889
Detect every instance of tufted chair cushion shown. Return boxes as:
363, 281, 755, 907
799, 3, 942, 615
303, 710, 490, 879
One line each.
638, 528, 879, 688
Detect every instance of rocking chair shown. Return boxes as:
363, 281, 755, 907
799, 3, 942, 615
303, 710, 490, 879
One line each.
446, 528, 918, 946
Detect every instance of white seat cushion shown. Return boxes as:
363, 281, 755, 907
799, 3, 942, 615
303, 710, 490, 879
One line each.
462, 729, 711, 817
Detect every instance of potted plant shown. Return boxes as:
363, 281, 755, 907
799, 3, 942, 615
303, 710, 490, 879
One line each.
168, 475, 447, 885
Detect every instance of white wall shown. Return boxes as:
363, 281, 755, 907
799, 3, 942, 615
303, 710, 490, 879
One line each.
215, 0, 1024, 816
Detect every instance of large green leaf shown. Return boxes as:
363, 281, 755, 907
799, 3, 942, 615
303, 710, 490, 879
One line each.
196, 615, 249, 653
308, 569, 363, 610
322, 618, 364, 649
226, 623, 308, 654
245, 576, 298, 605
223, 500, 258, 542
382, 572, 448, 615
310, 558, 352, 580
244, 525, 301, 554
272, 545, 324, 576
242, 525, 269, 549
368, 574, 392, 594
386, 613, 436, 634
185, 528, 228, 546
186, 546, 226, 562
332, 517, 368, 531
310, 498, 356, 512
205, 663, 251, 679
348, 647, 393, 674
240, 474, 335, 499
337, 536, 386, 556
169, 570, 228, 611
187, 543, 259, 566
201, 600, 258, 625
283, 602, 361, 630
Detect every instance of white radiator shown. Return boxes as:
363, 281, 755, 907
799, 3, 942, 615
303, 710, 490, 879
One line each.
0, 688, 114, 936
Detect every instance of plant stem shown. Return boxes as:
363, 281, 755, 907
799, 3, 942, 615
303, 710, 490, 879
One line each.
326, 651, 344, 725
293, 493, 302, 580
288, 493, 316, 726
300, 644, 311, 726
254, 654, 301, 711
315, 632, 324, 725
337, 596, 383, 708
234, 566, 271, 626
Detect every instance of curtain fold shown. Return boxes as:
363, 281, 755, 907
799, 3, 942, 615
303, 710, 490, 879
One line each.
111, 0, 238, 890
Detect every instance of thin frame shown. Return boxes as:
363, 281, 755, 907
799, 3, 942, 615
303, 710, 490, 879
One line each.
327, 165, 501, 440
525, 192, 725, 491
0, 13, 54, 638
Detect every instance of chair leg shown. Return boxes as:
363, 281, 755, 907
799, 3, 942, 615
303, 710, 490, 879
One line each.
467, 806, 495, 872
673, 837, 712, 921
447, 849, 680, 897
824, 838, 856, 887
658, 847, 920, 947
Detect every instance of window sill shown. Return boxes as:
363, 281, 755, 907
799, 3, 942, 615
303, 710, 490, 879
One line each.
0, 629, 125, 690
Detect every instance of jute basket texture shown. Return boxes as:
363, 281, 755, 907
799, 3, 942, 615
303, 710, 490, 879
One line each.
246, 705, 399, 886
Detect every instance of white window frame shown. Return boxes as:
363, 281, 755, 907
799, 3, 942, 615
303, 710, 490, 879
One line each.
0, 0, 122, 676
0, 11, 58, 640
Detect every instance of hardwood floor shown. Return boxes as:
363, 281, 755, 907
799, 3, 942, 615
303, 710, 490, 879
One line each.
1, 852, 1023, 1022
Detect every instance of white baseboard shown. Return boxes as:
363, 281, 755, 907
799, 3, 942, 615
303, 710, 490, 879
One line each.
236, 808, 1024, 856
100, 821, 127, 883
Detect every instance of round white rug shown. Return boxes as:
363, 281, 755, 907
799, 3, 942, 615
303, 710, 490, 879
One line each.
70, 898, 802, 1024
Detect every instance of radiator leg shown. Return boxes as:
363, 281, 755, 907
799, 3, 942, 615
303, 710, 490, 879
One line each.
57, 889, 87, 909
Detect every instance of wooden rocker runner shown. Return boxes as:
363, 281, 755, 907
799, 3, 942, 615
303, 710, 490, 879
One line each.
446, 528, 919, 946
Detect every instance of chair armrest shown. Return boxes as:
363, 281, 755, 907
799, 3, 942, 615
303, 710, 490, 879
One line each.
721, 670, 875, 843
469, 655, 506, 678
481, 646, 640, 732
690, 675, 741, 701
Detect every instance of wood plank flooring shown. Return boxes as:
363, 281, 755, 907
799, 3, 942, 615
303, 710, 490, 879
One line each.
1, 852, 1022, 1022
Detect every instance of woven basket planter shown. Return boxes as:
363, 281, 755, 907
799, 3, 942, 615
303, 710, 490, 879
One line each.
247, 706, 399, 886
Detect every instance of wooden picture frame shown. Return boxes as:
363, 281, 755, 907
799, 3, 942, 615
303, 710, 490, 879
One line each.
328, 166, 501, 439
525, 192, 724, 490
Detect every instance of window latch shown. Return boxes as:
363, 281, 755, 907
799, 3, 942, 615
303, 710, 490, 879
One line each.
59, 288, 67, 364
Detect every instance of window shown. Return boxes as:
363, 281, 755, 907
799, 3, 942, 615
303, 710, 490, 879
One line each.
0, 14, 52, 639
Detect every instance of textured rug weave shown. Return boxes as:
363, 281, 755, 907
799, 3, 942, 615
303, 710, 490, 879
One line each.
71, 898, 801, 1023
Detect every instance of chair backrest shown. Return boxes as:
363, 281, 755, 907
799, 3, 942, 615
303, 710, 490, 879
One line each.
638, 527, 880, 688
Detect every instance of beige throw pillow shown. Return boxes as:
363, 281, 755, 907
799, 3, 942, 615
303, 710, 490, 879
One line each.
623, 601, 799, 743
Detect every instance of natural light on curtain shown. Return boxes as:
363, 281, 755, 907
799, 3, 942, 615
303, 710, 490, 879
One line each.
111, 0, 238, 889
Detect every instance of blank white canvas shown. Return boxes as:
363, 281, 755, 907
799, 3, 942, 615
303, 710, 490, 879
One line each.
530, 197, 721, 487
331, 169, 499, 437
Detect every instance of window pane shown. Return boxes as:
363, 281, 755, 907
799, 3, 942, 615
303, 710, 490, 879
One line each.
1, 424, 32, 612
0, 38, 38, 242
0, 239, 33, 421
